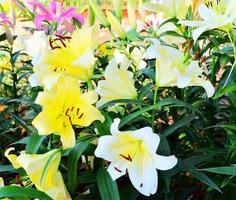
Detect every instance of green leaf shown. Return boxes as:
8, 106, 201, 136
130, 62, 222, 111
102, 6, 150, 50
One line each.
214, 83, 236, 98
0, 186, 53, 200
200, 166, 236, 175
119, 98, 191, 128
11, 114, 36, 134
0, 165, 15, 172
67, 135, 96, 193
161, 114, 195, 137
179, 159, 221, 192
205, 124, 236, 131
97, 167, 120, 200
25, 134, 46, 154
100, 99, 147, 109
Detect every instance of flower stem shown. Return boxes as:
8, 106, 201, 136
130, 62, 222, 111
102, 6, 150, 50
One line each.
152, 84, 159, 130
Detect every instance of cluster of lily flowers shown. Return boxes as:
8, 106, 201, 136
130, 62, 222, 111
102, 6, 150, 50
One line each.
0, 0, 236, 199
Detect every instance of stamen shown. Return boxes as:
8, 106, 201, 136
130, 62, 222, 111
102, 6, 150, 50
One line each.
65, 108, 73, 125
114, 167, 122, 173
78, 113, 84, 119
76, 108, 80, 115
49, 38, 61, 50
71, 107, 74, 111
119, 154, 132, 162
140, 183, 143, 188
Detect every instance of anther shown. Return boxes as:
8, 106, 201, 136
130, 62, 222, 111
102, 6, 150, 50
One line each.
120, 154, 132, 162
78, 113, 84, 119
140, 183, 143, 188
114, 167, 122, 173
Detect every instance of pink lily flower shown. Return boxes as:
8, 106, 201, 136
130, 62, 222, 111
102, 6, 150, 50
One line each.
0, 13, 13, 28
34, 1, 84, 33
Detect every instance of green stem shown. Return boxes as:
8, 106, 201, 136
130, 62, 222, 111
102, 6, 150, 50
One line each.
152, 84, 159, 130
10, 49, 17, 98
223, 30, 236, 88
88, 79, 93, 90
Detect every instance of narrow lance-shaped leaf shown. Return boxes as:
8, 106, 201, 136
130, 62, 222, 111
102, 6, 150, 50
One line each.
97, 167, 120, 200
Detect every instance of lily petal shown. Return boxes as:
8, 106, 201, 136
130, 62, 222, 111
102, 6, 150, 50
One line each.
154, 154, 178, 170
128, 149, 157, 196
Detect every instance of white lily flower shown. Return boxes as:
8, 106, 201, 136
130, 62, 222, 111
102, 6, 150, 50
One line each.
96, 59, 137, 107
24, 31, 49, 66
143, 0, 191, 19
146, 40, 215, 97
179, 0, 236, 41
95, 118, 177, 196
114, 47, 147, 70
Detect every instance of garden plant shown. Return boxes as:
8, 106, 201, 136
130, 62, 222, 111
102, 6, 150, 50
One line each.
0, 0, 236, 199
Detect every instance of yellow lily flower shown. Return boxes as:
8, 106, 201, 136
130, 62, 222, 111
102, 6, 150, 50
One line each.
5, 148, 71, 200
146, 40, 215, 97
179, 0, 236, 41
29, 28, 96, 88
32, 77, 104, 149
43, 28, 95, 82
96, 59, 137, 107
143, 0, 191, 19
95, 118, 177, 196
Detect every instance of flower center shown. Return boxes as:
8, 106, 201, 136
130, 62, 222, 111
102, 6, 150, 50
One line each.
64, 106, 84, 125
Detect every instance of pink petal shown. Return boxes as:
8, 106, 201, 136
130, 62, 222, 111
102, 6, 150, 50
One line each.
35, 2, 50, 16
63, 20, 75, 33
34, 15, 45, 30
48, 1, 57, 15
60, 7, 76, 19
72, 13, 84, 24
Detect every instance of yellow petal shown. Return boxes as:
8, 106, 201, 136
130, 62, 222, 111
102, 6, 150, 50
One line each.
4, 147, 21, 169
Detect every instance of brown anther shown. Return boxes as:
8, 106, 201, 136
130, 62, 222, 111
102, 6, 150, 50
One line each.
49, 38, 61, 50
140, 183, 143, 188
78, 113, 84, 119
76, 108, 80, 115
71, 107, 74, 111
119, 154, 132, 162
114, 167, 122, 173
65, 108, 73, 125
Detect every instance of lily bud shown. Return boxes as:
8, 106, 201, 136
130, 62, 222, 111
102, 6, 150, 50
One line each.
106, 11, 126, 39
89, 0, 110, 27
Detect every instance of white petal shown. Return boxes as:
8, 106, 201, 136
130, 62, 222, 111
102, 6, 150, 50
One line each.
94, 136, 119, 161
110, 118, 121, 135
176, 75, 191, 88
192, 27, 208, 42
158, 22, 176, 34
185, 61, 203, 76
190, 77, 215, 98
131, 127, 160, 153
128, 149, 157, 196
28, 73, 41, 87
154, 154, 178, 170
107, 161, 127, 181
198, 4, 218, 22
178, 20, 207, 27
146, 45, 160, 59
